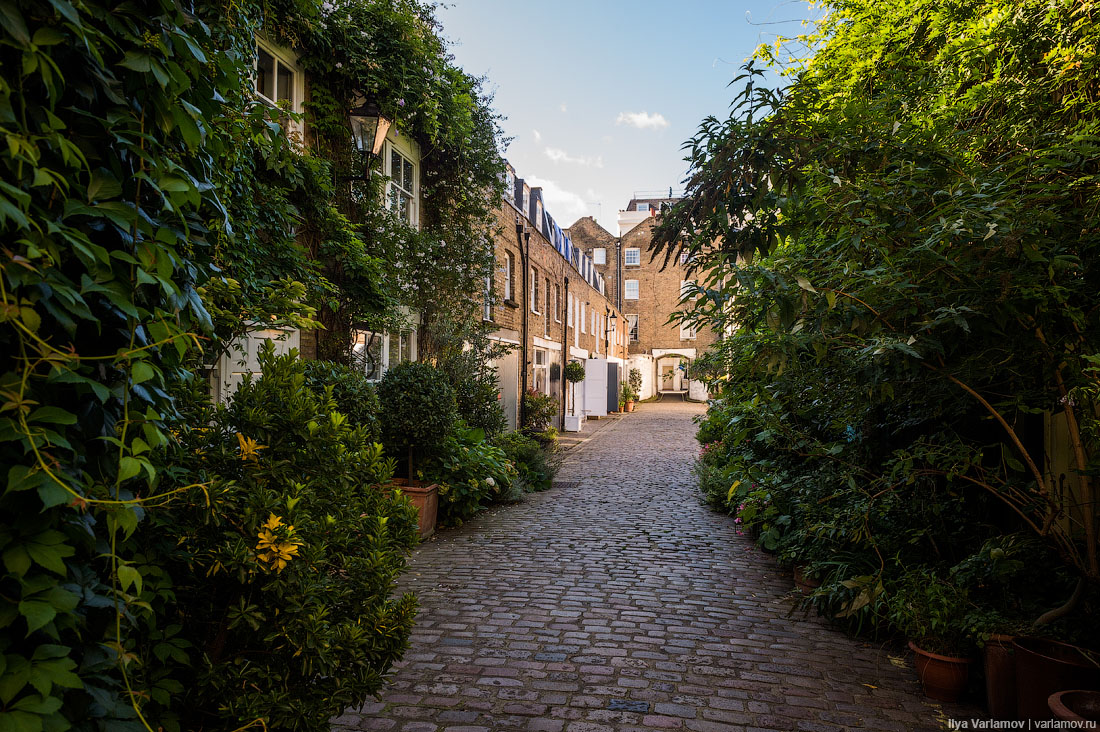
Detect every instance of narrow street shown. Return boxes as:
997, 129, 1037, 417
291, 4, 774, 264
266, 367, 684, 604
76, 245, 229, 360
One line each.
334, 401, 977, 731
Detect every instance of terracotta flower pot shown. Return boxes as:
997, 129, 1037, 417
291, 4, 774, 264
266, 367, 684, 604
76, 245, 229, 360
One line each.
793, 565, 821, 595
1049, 690, 1100, 723
1013, 637, 1100, 721
984, 634, 1017, 719
909, 641, 973, 702
390, 478, 438, 539
625, 401, 635, 412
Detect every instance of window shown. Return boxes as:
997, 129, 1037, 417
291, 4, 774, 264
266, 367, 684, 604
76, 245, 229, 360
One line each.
624, 248, 641, 266
254, 40, 301, 112
535, 199, 544, 229
522, 185, 531, 217
680, 322, 697, 340
593, 248, 606, 265
581, 302, 587, 334
533, 348, 550, 395
567, 292, 574, 326
505, 168, 516, 203
680, 280, 695, 301
353, 329, 415, 381
544, 278, 551, 337
624, 280, 639, 300
483, 274, 493, 321
530, 268, 540, 313
680, 251, 690, 265
626, 315, 639, 342
504, 251, 514, 301
554, 284, 561, 322
637, 203, 650, 213
386, 144, 417, 228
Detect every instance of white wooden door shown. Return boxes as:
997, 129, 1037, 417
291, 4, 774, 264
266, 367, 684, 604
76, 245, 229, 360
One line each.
583, 358, 608, 417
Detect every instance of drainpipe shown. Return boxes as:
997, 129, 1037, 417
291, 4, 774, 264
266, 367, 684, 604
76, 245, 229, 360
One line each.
615, 236, 623, 311
517, 219, 531, 429
560, 276, 570, 431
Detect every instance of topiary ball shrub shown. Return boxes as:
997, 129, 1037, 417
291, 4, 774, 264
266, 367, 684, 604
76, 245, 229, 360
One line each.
154, 342, 419, 732
302, 359, 382, 443
377, 361, 458, 478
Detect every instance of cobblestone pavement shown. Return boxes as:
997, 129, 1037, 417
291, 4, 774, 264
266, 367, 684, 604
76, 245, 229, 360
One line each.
335, 400, 979, 732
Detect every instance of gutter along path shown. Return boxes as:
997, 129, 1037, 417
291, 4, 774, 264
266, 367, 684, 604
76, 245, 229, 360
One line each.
334, 401, 979, 731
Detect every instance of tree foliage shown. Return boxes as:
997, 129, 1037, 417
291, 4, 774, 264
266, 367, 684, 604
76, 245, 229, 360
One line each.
661, 0, 1100, 633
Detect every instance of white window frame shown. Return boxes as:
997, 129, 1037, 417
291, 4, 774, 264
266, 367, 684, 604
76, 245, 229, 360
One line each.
353, 328, 418, 382
680, 321, 697, 340
504, 252, 514, 301
530, 267, 540, 313
593, 248, 606, 265
567, 292, 574, 326
383, 131, 420, 230
254, 38, 305, 136
624, 280, 639, 300
626, 314, 639, 343
554, 284, 562, 322
533, 348, 551, 395
624, 248, 641, 266
581, 302, 587, 334
680, 280, 695, 301
637, 203, 650, 213
483, 274, 493, 322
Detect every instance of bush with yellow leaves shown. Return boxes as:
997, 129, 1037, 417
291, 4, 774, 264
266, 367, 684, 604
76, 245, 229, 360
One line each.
148, 342, 419, 731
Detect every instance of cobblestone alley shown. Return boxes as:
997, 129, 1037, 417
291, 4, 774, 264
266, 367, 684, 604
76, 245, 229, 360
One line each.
334, 400, 977, 732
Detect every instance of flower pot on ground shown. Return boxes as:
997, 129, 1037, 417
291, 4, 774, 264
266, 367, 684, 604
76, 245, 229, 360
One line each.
390, 478, 439, 539
378, 362, 458, 480
625, 401, 635, 412
1013, 637, 1100, 721
1048, 690, 1100, 723
887, 569, 977, 702
984, 634, 1017, 719
909, 641, 974, 702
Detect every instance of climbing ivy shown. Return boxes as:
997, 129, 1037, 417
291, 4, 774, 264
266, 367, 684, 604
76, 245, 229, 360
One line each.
0, 0, 504, 728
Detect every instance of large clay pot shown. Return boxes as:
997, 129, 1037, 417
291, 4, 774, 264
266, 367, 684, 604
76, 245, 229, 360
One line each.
984, 634, 1017, 719
909, 641, 973, 702
1049, 690, 1100, 722
390, 478, 439, 539
625, 401, 635, 412
1013, 637, 1100, 721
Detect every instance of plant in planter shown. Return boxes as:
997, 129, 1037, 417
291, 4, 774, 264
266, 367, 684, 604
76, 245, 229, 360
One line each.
522, 389, 559, 437
629, 368, 643, 401
378, 362, 458, 537
887, 569, 977, 702
564, 360, 586, 416
622, 383, 638, 412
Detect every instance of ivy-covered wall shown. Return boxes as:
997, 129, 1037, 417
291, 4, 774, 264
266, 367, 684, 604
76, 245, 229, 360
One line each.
0, 0, 505, 728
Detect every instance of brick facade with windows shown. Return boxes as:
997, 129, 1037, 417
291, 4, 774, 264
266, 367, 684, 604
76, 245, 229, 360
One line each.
485, 164, 629, 430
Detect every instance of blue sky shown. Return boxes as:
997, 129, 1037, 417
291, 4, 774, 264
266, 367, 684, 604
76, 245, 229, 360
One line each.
436, 1, 820, 234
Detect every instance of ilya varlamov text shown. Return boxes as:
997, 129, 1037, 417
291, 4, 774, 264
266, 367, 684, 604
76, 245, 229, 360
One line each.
947, 721, 1097, 730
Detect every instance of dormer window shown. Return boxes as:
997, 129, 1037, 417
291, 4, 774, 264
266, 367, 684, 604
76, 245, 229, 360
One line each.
637, 203, 650, 213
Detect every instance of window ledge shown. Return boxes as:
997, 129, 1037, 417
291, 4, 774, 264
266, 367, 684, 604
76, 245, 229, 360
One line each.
504, 298, 520, 309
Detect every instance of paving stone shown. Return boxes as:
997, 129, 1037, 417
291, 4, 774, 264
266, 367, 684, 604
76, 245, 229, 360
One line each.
338, 401, 982, 731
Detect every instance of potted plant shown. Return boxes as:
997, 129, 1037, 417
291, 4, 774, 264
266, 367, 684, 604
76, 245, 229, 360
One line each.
887, 569, 977, 703
563, 360, 586, 431
622, 383, 637, 412
629, 367, 643, 404
377, 362, 457, 538
1013, 637, 1100, 720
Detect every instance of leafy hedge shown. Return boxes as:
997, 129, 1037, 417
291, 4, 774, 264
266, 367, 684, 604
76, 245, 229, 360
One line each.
666, 0, 1100, 648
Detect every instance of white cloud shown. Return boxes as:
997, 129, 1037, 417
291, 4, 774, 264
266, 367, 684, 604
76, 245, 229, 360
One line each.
544, 147, 603, 168
532, 128, 543, 143
560, 103, 568, 113
615, 111, 670, 130
526, 176, 589, 224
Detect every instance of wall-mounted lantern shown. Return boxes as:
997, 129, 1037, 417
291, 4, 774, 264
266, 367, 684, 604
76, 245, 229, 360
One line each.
346, 98, 391, 181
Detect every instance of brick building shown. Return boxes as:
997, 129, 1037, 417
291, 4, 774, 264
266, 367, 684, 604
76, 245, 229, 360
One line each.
567, 195, 718, 401
485, 163, 629, 432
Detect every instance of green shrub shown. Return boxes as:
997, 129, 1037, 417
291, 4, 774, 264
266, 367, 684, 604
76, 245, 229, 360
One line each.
378, 362, 458, 478
629, 367, 642, 396
522, 389, 558, 434
564, 361, 586, 383
302, 359, 382, 442
154, 344, 419, 731
428, 425, 519, 524
494, 431, 559, 492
